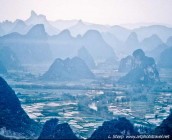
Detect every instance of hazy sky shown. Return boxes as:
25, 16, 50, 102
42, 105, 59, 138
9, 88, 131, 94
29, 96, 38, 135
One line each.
0, 0, 172, 25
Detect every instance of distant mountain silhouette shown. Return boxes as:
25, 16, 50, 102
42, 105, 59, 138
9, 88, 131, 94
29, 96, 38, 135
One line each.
102, 32, 123, 55
49, 29, 116, 62
52, 29, 73, 40
166, 36, 172, 47
10, 19, 31, 35
25, 11, 59, 35
140, 34, 163, 52
48, 29, 77, 59
114, 32, 164, 57
108, 25, 131, 41
0, 24, 116, 64
69, 20, 109, 36
42, 57, 95, 81
0, 24, 52, 64
82, 30, 116, 61
50, 19, 78, 31
77, 47, 96, 69
1, 11, 172, 64
0, 11, 59, 36
69, 20, 91, 36
134, 25, 172, 41
0, 46, 21, 70
1, 11, 172, 43
0, 20, 16, 35
148, 44, 168, 61
158, 47, 172, 68
123, 32, 139, 54
26, 11, 47, 25
26, 24, 47, 39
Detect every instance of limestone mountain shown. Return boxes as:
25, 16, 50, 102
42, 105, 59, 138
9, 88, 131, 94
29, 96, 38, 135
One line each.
158, 47, 172, 68
0, 77, 41, 138
0, 24, 52, 64
0, 46, 21, 70
154, 111, 172, 136
124, 32, 139, 54
140, 34, 163, 52
118, 55, 134, 73
89, 117, 138, 139
81, 30, 116, 61
42, 57, 95, 81
25, 11, 59, 35
119, 49, 160, 84
49, 29, 116, 62
77, 47, 96, 69
38, 118, 78, 139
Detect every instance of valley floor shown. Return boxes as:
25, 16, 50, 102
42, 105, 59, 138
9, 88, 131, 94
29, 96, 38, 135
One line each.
1, 66, 172, 138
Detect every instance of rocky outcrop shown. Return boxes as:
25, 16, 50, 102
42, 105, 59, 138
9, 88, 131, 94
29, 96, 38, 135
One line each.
0, 77, 41, 138
119, 49, 160, 84
38, 118, 78, 139
154, 112, 172, 136
42, 57, 95, 81
118, 56, 133, 73
89, 117, 138, 139
77, 47, 96, 69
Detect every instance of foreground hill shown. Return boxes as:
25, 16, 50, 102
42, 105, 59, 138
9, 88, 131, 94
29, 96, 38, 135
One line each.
38, 118, 78, 140
0, 77, 41, 138
89, 117, 138, 139
154, 111, 172, 136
